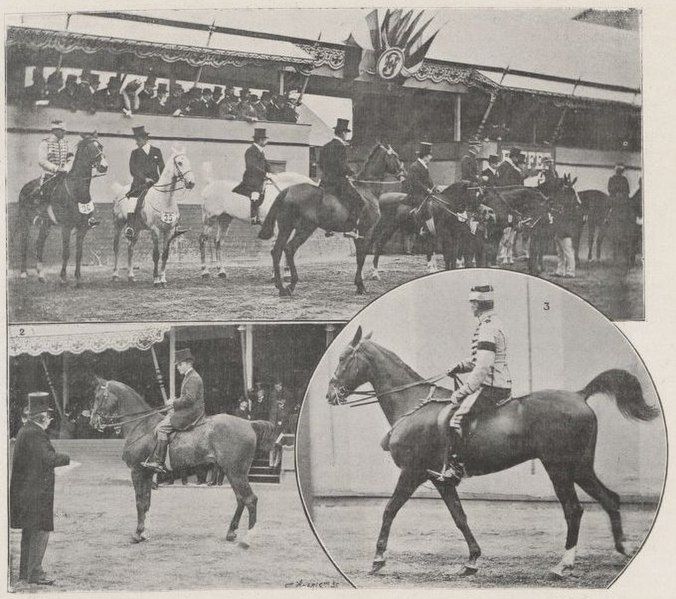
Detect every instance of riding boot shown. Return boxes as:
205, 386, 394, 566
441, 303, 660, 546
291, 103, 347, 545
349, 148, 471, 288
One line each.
142, 438, 169, 473
250, 199, 262, 225
439, 427, 465, 482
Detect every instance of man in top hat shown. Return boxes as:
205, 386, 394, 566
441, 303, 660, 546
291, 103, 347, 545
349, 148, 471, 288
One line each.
45, 69, 63, 103
142, 349, 205, 473
137, 74, 157, 113
22, 66, 46, 107
217, 86, 238, 119
608, 163, 630, 201
237, 92, 259, 122
433, 285, 512, 482
152, 83, 170, 115
37, 119, 74, 206
95, 75, 123, 112
75, 71, 98, 113
125, 125, 165, 239
482, 154, 500, 187
232, 128, 271, 225
51, 73, 78, 111
402, 141, 436, 231
497, 147, 527, 187
460, 140, 482, 185
10, 392, 70, 585
191, 87, 216, 117
319, 118, 371, 239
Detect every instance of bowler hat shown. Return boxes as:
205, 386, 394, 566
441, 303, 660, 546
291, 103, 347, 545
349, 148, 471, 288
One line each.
334, 118, 351, 133
132, 125, 149, 139
508, 147, 522, 159
175, 348, 195, 364
253, 127, 268, 140
417, 141, 433, 156
27, 392, 53, 418
488, 154, 499, 164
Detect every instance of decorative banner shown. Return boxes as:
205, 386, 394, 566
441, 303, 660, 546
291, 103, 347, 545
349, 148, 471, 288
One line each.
357, 9, 440, 83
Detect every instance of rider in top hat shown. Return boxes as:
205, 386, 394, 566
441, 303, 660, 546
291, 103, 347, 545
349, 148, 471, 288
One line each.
482, 154, 500, 187
142, 349, 205, 473
434, 285, 512, 481
497, 147, 527, 187
232, 128, 271, 225
319, 118, 369, 239
10, 392, 70, 585
125, 125, 165, 239
403, 141, 437, 231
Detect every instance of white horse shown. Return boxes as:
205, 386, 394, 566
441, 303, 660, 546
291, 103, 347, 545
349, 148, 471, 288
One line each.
199, 163, 315, 279
112, 148, 195, 286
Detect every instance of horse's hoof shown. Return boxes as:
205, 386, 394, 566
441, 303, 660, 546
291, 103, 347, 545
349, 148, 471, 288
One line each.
369, 269, 381, 281
356, 286, 366, 296
38, 276, 46, 283
278, 288, 292, 297
226, 531, 237, 542
460, 564, 479, 576
369, 560, 386, 575
548, 565, 573, 580
131, 532, 148, 544
217, 271, 227, 279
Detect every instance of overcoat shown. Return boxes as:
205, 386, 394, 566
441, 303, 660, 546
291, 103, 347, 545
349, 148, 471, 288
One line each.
170, 369, 205, 429
10, 421, 70, 531
403, 159, 433, 202
497, 160, 525, 187
129, 146, 165, 197
233, 144, 270, 197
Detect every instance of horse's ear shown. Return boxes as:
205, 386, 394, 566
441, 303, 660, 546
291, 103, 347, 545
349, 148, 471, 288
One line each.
363, 331, 373, 340
94, 375, 105, 386
571, 177, 577, 186
350, 326, 363, 348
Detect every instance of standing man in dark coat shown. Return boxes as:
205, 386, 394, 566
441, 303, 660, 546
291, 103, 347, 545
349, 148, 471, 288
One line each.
268, 379, 292, 434
233, 128, 270, 225
460, 140, 481, 184
481, 155, 500, 186
142, 348, 205, 473
124, 125, 165, 239
497, 147, 526, 187
10, 392, 70, 585
403, 141, 436, 232
319, 118, 372, 239
608, 163, 630, 201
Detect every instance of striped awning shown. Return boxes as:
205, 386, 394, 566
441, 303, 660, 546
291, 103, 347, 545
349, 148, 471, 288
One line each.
8, 324, 171, 356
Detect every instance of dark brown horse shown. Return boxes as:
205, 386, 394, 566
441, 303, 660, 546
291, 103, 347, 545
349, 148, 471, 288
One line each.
258, 143, 404, 295
90, 378, 275, 546
326, 328, 658, 578
17, 136, 108, 286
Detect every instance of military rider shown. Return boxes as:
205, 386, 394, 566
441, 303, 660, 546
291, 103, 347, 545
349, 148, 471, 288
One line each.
319, 118, 372, 239
125, 125, 165, 239
142, 348, 205, 473
232, 128, 271, 225
434, 285, 512, 481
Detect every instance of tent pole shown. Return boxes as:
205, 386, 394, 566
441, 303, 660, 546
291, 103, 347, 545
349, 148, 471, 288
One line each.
62, 352, 69, 414
169, 328, 176, 400
151, 345, 169, 404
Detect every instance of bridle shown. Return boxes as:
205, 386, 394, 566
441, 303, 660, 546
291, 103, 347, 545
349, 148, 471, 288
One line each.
152, 154, 193, 193
91, 381, 169, 430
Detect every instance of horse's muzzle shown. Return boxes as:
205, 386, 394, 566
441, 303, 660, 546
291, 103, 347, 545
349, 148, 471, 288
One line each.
185, 180, 196, 190
97, 164, 108, 174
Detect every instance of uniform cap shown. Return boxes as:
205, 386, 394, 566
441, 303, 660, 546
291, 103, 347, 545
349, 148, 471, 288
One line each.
50, 119, 66, 130
469, 285, 494, 302
175, 348, 195, 364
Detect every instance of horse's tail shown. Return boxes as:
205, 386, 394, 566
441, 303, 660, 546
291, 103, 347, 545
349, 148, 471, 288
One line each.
250, 420, 276, 452
258, 189, 286, 240
581, 369, 659, 421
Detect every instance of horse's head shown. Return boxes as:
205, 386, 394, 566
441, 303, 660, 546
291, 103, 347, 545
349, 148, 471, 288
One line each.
75, 135, 108, 175
477, 203, 497, 225
552, 173, 581, 213
362, 143, 404, 180
169, 148, 196, 190
327, 326, 373, 405
90, 376, 118, 431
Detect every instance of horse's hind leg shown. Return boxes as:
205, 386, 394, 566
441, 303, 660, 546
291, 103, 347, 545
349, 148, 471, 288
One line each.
574, 465, 629, 555
271, 221, 294, 296
112, 219, 123, 280
216, 215, 232, 278
74, 226, 87, 287
370, 212, 398, 279
227, 474, 258, 549
35, 219, 51, 282
284, 220, 316, 293
131, 466, 153, 543
18, 203, 32, 278
199, 219, 213, 279
59, 226, 72, 285
432, 479, 482, 574
543, 462, 584, 578
370, 469, 427, 574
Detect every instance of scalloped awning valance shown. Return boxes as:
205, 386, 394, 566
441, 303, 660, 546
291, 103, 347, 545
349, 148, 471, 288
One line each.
8, 323, 171, 356
7, 25, 315, 69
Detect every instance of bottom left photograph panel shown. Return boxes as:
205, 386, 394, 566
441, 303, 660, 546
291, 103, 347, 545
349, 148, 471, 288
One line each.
7, 322, 345, 591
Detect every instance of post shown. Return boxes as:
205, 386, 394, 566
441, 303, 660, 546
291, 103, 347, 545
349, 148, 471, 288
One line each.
62, 352, 69, 414
324, 324, 336, 348
475, 91, 497, 140
453, 94, 462, 142
278, 70, 285, 95
169, 327, 176, 400
237, 325, 253, 392
151, 345, 169, 404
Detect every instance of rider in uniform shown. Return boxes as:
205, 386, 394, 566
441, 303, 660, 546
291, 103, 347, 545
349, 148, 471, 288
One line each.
142, 348, 205, 474
125, 125, 165, 239
232, 128, 271, 225
319, 118, 370, 239
436, 285, 512, 481
38, 119, 74, 210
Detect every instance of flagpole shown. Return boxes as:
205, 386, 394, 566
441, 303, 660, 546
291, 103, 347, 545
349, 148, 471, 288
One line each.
296, 32, 322, 106
55, 13, 72, 72
194, 19, 216, 86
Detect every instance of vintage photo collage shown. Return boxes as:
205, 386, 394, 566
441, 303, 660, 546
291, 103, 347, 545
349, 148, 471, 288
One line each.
3, 5, 672, 595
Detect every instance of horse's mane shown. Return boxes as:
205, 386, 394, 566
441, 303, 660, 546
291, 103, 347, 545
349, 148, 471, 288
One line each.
108, 380, 151, 409
363, 340, 425, 382
356, 144, 384, 178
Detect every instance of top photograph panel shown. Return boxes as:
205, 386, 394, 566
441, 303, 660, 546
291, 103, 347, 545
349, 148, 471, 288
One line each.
5, 8, 643, 323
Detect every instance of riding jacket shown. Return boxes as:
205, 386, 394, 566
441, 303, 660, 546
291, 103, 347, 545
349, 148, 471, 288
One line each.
129, 144, 165, 198
232, 143, 270, 198
170, 368, 205, 430
608, 174, 630, 199
453, 310, 512, 400
403, 158, 433, 204
497, 158, 525, 187
460, 154, 480, 183
38, 134, 74, 178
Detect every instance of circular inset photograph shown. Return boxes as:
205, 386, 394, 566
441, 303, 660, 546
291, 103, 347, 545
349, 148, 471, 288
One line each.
296, 269, 666, 588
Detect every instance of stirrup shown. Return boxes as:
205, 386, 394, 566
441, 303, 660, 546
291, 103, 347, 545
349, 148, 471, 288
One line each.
141, 460, 166, 474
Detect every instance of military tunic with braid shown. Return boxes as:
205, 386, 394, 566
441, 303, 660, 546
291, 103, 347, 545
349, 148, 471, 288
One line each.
38, 135, 73, 181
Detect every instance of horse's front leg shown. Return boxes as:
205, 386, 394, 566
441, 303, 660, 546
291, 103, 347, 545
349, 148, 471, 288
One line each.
216, 215, 232, 279
35, 219, 52, 282
159, 230, 173, 286
353, 237, 368, 295
371, 469, 427, 574
74, 226, 87, 287
59, 226, 72, 285
112, 219, 121, 280
199, 222, 211, 279
131, 466, 153, 543
151, 229, 161, 286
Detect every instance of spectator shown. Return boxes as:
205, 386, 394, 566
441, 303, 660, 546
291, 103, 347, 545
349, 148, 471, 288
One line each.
190, 87, 216, 117
95, 76, 124, 112
50, 74, 78, 111
44, 70, 63, 103
251, 384, 269, 420
75, 71, 98, 113
22, 67, 45, 106
121, 77, 144, 117
268, 380, 292, 434
279, 93, 299, 123
152, 83, 170, 114
212, 86, 223, 115
217, 87, 238, 120
137, 75, 157, 113
166, 83, 185, 116
234, 397, 251, 420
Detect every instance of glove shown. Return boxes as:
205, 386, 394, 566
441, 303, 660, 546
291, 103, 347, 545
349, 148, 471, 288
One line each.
447, 363, 462, 376
449, 391, 462, 406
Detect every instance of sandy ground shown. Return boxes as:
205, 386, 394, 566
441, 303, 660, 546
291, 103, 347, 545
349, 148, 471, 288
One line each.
7, 440, 346, 592
8, 255, 643, 322
310, 495, 656, 588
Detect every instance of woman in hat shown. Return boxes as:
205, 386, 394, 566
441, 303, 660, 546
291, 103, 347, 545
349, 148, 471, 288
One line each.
143, 348, 205, 473
10, 392, 70, 585
232, 128, 271, 225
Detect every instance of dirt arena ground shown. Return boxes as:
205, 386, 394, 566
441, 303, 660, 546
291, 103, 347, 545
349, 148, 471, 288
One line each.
7, 440, 346, 592
8, 254, 642, 322
310, 495, 657, 588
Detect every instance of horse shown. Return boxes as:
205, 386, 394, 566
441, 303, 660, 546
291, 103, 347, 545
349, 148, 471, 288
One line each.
89, 378, 276, 546
17, 135, 108, 286
112, 148, 195, 286
575, 190, 611, 263
326, 327, 658, 578
199, 166, 316, 279
257, 143, 404, 296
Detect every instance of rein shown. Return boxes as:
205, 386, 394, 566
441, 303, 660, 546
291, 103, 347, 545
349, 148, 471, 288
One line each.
93, 382, 170, 429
